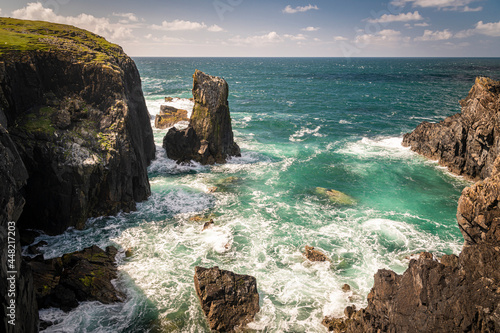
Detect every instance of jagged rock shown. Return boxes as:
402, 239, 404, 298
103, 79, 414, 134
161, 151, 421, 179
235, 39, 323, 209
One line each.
0, 124, 38, 332
28, 245, 124, 312
342, 284, 351, 292
163, 70, 240, 165
194, 266, 260, 332
304, 245, 330, 262
324, 78, 500, 332
202, 219, 215, 231
403, 77, 500, 181
0, 18, 155, 235
154, 105, 189, 129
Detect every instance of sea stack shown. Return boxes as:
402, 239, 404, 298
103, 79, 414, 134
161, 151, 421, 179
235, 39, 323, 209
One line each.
323, 78, 500, 332
163, 70, 241, 164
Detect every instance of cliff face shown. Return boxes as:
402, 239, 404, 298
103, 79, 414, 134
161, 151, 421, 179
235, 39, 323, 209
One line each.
324, 78, 500, 332
163, 70, 240, 165
0, 18, 155, 234
0, 126, 38, 332
402, 77, 500, 181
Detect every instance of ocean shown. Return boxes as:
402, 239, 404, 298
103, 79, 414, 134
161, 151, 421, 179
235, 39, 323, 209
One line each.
36, 58, 500, 332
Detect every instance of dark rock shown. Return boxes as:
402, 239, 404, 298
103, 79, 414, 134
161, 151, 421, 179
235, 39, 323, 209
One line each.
165, 97, 174, 102
125, 248, 133, 258
342, 284, 351, 292
202, 219, 215, 231
27, 241, 48, 256
0, 123, 39, 333
29, 245, 124, 312
154, 105, 189, 129
304, 245, 330, 262
163, 70, 240, 165
403, 77, 500, 181
324, 77, 500, 333
0, 18, 155, 235
19, 229, 41, 246
194, 266, 260, 332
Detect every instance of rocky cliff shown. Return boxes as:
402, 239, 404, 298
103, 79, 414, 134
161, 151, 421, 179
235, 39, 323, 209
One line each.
0, 18, 155, 234
163, 70, 240, 164
0, 18, 156, 332
402, 77, 500, 181
324, 78, 500, 332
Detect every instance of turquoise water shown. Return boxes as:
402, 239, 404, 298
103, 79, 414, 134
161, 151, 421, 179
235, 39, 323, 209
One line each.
36, 58, 500, 332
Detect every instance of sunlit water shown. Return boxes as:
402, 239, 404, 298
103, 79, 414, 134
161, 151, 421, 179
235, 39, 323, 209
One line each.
34, 58, 500, 332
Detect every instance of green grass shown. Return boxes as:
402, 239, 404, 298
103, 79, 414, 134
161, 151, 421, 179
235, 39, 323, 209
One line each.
0, 17, 124, 63
17, 106, 56, 136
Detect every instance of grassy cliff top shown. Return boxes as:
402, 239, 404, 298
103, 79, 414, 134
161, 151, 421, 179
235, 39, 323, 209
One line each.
0, 17, 125, 63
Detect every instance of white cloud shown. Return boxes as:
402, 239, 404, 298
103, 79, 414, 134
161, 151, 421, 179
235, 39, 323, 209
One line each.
355, 29, 411, 45
334, 36, 348, 41
391, 0, 482, 11
11, 2, 133, 41
460, 5, 482, 12
367, 11, 423, 23
302, 26, 320, 32
112, 12, 138, 22
230, 31, 283, 45
283, 4, 319, 14
314, 37, 321, 42
415, 29, 453, 41
0, 8, 2, 16
151, 19, 224, 32
284, 34, 307, 40
456, 20, 500, 38
414, 22, 430, 27
472, 20, 500, 37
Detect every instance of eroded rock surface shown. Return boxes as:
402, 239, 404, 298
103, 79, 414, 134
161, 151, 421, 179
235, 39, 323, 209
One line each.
304, 245, 330, 262
324, 78, 500, 332
163, 70, 240, 164
403, 77, 500, 181
194, 266, 259, 332
28, 245, 124, 312
154, 105, 189, 129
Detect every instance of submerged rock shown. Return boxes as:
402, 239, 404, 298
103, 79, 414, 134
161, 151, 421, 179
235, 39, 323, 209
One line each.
304, 245, 330, 262
154, 105, 189, 129
28, 245, 124, 312
315, 187, 357, 205
163, 70, 241, 165
202, 219, 215, 231
403, 77, 500, 180
194, 266, 260, 332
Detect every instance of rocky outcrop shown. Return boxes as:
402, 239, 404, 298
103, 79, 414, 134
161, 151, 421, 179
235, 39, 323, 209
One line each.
304, 245, 330, 262
0, 125, 38, 333
194, 266, 260, 332
0, 18, 155, 234
402, 77, 500, 181
163, 70, 240, 164
154, 105, 189, 129
28, 245, 124, 312
324, 78, 500, 332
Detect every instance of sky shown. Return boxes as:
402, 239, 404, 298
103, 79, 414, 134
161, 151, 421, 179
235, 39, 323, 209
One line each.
1, 0, 499, 57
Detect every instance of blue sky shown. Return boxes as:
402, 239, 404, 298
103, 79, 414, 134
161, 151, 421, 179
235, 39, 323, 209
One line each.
1, 0, 499, 57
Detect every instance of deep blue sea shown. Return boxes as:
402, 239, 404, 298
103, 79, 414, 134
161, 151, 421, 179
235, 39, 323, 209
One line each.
36, 58, 500, 332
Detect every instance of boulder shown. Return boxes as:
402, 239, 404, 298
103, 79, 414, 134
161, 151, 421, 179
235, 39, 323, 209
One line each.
194, 266, 260, 332
0, 18, 155, 235
154, 105, 189, 129
403, 77, 500, 181
304, 245, 330, 262
28, 245, 124, 312
163, 70, 240, 165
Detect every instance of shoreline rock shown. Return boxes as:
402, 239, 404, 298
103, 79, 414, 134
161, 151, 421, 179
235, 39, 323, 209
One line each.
194, 266, 260, 332
28, 245, 124, 312
324, 77, 500, 332
154, 105, 189, 129
163, 70, 241, 165
0, 18, 155, 235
